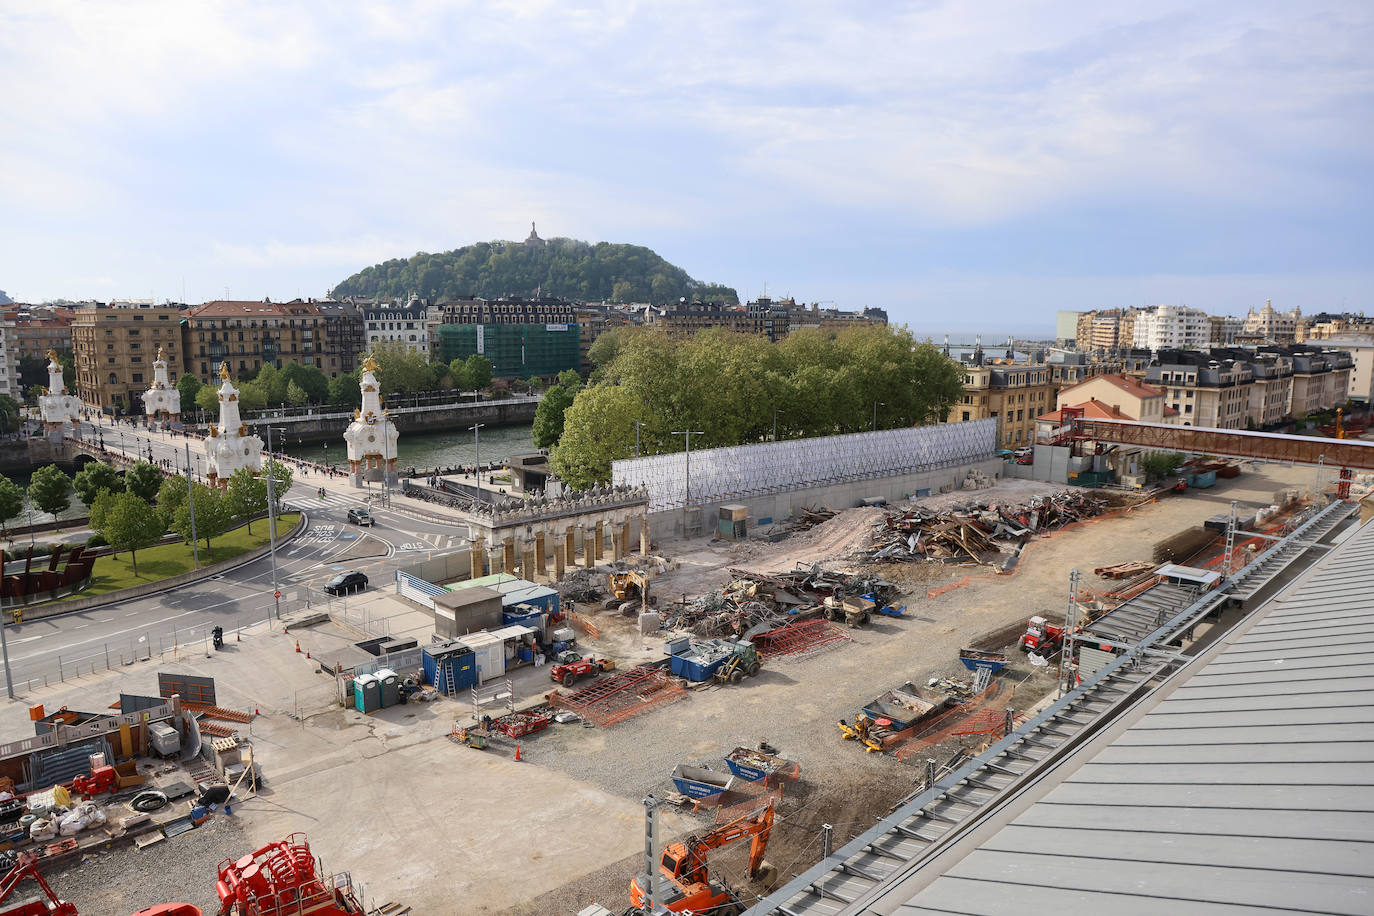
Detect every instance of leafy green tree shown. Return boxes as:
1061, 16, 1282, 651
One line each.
236, 381, 268, 412
281, 363, 329, 403
527, 375, 545, 392
0, 393, 22, 434
176, 374, 202, 416
96, 491, 165, 576
27, 465, 72, 522
89, 489, 118, 531
464, 354, 493, 390
225, 467, 268, 533
1141, 452, 1186, 479
253, 364, 287, 405
264, 459, 294, 512
550, 385, 643, 489
0, 475, 24, 533
73, 461, 125, 506
531, 371, 583, 449
285, 381, 308, 407
155, 474, 189, 526
366, 341, 436, 395
587, 328, 627, 368
172, 482, 230, 550
328, 370, 362, 408
124, 461, 164, 503
17, 356, 48, 394
195, 386, 219, 414
448, 359, 473, 391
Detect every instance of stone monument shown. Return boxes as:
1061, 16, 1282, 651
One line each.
37, 349, 80, 442
204, 362, 264, 488
342, 355, 399, 487
141, 346, 181, 427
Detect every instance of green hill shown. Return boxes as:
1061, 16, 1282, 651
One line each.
331, 237, 738, 304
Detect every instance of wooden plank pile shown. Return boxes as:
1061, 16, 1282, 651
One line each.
1094, 561, 1156, 579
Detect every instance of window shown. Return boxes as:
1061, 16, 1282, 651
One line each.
108, 373, 117, 384
132, 373, 143, 383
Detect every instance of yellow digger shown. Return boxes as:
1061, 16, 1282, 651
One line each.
837, 714, 886, 753
605, 571, 651, 615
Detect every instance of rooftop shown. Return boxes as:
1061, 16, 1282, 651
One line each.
1059, 372, 1164, 401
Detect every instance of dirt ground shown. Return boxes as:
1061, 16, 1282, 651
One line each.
504, 463, 1324, 914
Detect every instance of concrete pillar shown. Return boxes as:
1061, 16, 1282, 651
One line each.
492, 546, 506, 576
621, 520, 631, 558
640, 515, 650, 556
594, 521, 605, 561
553, 531, 566, 581
503, 536, 516, 577
580, 525, 594, 570
565, 528, 576, 572
535, 531, 547, 575
611, 528, 624, 561
522, 543, 536, 580
470, 536, 485, 580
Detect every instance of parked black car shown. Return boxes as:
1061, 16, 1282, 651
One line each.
324, 571, 368, 596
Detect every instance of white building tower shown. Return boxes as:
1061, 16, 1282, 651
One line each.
342, 355, 400, 487
37, 349, 80, 441
141, 347, 181, 427
204, 362, 264, 488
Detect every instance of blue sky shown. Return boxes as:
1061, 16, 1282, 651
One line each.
1, 1, 1370, 334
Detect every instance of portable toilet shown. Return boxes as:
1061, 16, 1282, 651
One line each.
354, 674, 380, 713
375, 668, 400, 707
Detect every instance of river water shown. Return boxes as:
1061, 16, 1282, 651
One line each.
278, 423, 537, 474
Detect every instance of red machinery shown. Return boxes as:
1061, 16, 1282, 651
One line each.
0, 854, 78, 916
549, 651, 610, 688
70, 766, 117, 800
629, 800, 776, 915
215, 834, 363, 916
1018, 615, 1067, 654
492, 711, 551, 738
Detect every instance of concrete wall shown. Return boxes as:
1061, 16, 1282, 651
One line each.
647, 456, 1005, 538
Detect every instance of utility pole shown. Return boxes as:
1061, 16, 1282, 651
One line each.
873, 400, 884, 432
264, 425, 282, 620
671, 430, 703, 508
634, 420, 643, 458
184, 443, 199, 569
470, 423, 485, 490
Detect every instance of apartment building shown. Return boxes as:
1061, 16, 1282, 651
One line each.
1144, 347, 1351, 429
1321, 337, 1374, 402
1052, 373, 1173, 424
364, 299, 433, 355
1287, 350, 1351, 418
182, 300, 327, 385
72, 303, 184, 412
0, 324, 12, 398
1245, 355, 1295, 428
1241, 299, 1301, 344
948, 361, 1055, 449
1, 306, 74, 363
1133, 305, 1211, 350
433, 296, 581, 379
314, 300, 366, 376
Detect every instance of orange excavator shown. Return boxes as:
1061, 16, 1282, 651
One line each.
629, 799, 776, 916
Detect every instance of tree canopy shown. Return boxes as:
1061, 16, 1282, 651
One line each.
550, 325, 965, 488
28, 465, 72, 521
331, 237, 738, 304
171, 481, 231, 550
177, 373, 202, 415
531, 369, 583, 449
73, 461, 125, 506
124, 462, 164, 503
225, 467, 267, 533
95, 491, 165, 576
0, 475, 24, 531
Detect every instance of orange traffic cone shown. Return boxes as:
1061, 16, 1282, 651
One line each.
514, 744, 522, 762
295, 640, 301, 654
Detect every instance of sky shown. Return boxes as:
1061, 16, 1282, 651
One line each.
1, 1, 1371, 335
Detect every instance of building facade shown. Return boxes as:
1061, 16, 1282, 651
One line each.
1133, 305, 1211, 350
314, 300, 366, 377
1241, 299, 1301, 343
948, 361, 1055, 449
182, 300, 327, 385
364, 299, 433, 355
72, 303, 185, 412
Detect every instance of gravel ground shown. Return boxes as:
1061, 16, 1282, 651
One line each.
46, 814, 247, 913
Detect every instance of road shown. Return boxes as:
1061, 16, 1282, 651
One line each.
2, 428, 472, 692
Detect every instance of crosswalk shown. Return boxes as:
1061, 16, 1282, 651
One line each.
285, 491, 355, 511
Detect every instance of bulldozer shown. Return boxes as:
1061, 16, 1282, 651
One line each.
629, 799, 776, 916
605, 571, 651, 616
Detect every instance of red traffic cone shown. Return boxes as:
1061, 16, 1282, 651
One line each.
295, 640, 301, 654
514, 743, 522, 762
306, 649, 311, 659
236, 630, 241, 642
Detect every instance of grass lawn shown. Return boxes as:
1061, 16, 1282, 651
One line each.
75, 513, 302, 597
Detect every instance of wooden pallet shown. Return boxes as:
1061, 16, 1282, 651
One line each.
184, 703, 255, 723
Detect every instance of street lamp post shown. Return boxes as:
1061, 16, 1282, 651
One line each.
872, 401, 885, 433
634, 420, 643, 458
264, 426, 285, 620
470, 423, 486, 490
772, 408, 778, 442
184, 443, 199, 569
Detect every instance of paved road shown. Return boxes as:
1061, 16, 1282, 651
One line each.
1, 472, 468, 693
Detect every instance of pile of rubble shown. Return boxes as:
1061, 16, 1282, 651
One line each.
660, 566, 901, 640
865, 490, 1110, 566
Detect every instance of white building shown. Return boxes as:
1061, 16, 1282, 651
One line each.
364, 299, 431, 355
1323, 336, 1374, 403
1132, 305, 1212, 350
342, 355, 399, 487
1243, 299, 1301, 343
204, 362, 264, 487
0, 322, 12, 397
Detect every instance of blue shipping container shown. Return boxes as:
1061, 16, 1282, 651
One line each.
422, 644, 476, 693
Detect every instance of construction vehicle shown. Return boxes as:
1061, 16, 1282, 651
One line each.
837, 713, 887, 752
606, 571, 650, 615
823, 595, 872, 628
629, 799, 776, 915
1018, 615, 1067, 654
549, 650, 614, 688
712, 641, 762, 685
0, 853, 80, 916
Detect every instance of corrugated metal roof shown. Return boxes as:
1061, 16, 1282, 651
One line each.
892, 516, 1374, 915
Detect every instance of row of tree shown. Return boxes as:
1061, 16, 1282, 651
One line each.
545, 325, 966, 488
172, 342, 503, 415
0, 460, 293, 574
